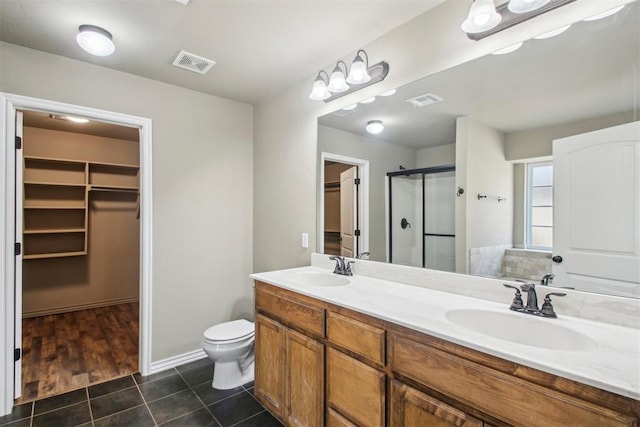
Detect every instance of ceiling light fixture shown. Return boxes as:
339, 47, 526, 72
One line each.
49, 114, 90, 124
76, 25, 115, 57
309, 49, 389, 103
462, 0, 576, 41
583, 5, 625, 21
366, 120, 384, 135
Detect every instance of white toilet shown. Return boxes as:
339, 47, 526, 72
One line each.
201, 319, 255, 390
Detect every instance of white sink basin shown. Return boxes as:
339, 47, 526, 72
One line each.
445, 309, 598, 351
292, 272, 350, 287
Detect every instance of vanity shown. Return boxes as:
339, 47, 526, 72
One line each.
250, 255, 640, 427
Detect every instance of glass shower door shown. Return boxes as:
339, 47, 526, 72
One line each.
423, 170, 455, 272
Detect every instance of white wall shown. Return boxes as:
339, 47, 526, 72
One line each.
0, 42, 254, 362
318, 125, 416, 261
253, 0, 624, 273
455, 117, 513, 274
417, 143, 455, 168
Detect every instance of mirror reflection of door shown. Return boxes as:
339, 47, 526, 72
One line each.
553, 121, 640, 296
324, 161, 358, 256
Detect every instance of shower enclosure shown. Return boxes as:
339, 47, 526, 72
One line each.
388, 166, 455, 271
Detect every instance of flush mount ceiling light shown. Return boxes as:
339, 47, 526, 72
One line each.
365, 120, 384, 135
76, 25, 115, 56
309, 49, 389, 103
49, 114, 90, 124
462, 0, 576, 41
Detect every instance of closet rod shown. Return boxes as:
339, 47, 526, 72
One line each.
89, 187, 139, 194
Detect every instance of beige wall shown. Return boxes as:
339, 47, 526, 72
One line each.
416, 144, 455, 169
253, 0, 622, 273
0, 42, 254, 361
318, 125, 417, 261
455, 117, 513, 274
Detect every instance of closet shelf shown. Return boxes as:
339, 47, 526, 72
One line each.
24, 206, 86, 210
23, 251, 87, 260
24, 181, 86, 188
89, 184, 139, 191
24, 155, 139, 169
24, 228, 86, 235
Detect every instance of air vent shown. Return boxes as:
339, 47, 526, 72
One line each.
406, 93, 443, 108
172, 50, 216, 75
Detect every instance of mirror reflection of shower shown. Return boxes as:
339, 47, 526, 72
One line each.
388, 166, 455, 271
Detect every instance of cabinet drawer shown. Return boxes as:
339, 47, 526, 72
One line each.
328, 348, 385, 427
255, 284, 325, 337
390, 334, 636, 427
328, 311, 385, 366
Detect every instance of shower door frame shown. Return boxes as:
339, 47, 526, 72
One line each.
387, 165, 455, 267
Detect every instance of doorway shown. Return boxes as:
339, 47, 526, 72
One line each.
0, 93, 153, 414
318, 153, 369, 257
18, 110, 140, 401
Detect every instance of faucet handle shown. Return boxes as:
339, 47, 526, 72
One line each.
345, 260, 355, 276
540, 292, 566, 318
503, 284, 524, 310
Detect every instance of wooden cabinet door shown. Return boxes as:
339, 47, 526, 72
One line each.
255, 314, 285, 418
327, 348, 385, 427
390, 380, 482, 427
285, 328, 324, 427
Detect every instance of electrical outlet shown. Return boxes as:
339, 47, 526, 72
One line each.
301, 233, 309, 248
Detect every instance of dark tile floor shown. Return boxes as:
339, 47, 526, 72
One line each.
0, 358, 282, 427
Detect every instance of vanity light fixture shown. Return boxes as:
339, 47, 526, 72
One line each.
461, 0, 502, 34
463, 0, 576, 41
491, 41, 524, 55
533, 24, 571, 39
309, 49, 389, 103
360, 97, 376, 104
584, 4, 625, 21
76, 25, 115, 57
379, 89, 397, 97
365, 120, 384, 135
341, 104, 358, 111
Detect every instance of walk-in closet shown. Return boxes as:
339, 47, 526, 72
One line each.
18, 110, 141, 401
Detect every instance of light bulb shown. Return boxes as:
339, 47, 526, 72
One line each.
309, 74, 330, 101
327, 64, 349, 93
492, 42, 523, 55
461, 0, 502, 34
534, 24, 570, 39
508, 0, 551, 14
346, 55, 371, 85
584, 5, 625, 21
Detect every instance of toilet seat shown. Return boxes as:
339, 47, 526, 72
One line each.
203, 319, 254, 344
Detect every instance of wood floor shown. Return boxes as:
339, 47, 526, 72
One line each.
19, 302, 139, 403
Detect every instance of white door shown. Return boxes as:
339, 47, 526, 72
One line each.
14, 111, 23, 398
553, 121, 640, 295
340, 167, 357, 257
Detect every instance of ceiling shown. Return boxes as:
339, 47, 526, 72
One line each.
0, 0, 446, 105
22, 110, 140, 141
319, 1, 640, 149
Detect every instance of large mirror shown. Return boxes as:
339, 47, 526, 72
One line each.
317, 1, 640, 298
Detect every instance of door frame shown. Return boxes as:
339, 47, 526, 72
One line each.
0, 93, 154, 415
318, 152, 369, 256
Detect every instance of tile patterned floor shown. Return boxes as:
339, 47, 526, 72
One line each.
0, 358, 282, 427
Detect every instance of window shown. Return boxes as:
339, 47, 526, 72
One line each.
526, 161, 553, 250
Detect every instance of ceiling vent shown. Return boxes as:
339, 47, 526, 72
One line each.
406, 93, 443, 108
172, 50, 216, 75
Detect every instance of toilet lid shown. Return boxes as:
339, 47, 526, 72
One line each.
204, 319, 254, 342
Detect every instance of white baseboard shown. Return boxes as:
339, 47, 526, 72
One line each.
149, 349, 208, 375
22, 297, 140, 318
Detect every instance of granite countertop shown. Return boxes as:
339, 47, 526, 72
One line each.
251, 265, 640, 400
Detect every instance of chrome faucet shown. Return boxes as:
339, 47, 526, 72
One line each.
329, 256, 354, 276
503, 283, 566, 318
356, 252, 370, 260
540, 273, 555, 286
